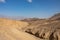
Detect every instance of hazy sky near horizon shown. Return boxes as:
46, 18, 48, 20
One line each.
0, 0, 60, 18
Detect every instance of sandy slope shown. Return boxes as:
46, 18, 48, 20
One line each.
0, 27, 41, 40
0, 18, 41, 40
0, 18, 29, 29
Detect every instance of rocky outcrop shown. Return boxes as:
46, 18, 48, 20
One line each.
22, 18, 60, 40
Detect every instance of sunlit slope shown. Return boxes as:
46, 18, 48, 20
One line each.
0, 27, 40, 40
0, 18, 41, 40
0, 18, 29, 29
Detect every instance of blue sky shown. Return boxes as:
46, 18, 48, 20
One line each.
0, 0, 60, 18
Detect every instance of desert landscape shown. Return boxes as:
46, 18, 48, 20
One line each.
0, 0, 60, 40
0, 13, 60, 40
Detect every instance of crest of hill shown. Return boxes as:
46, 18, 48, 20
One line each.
0, 18, 29, 29
21, 18, 46, 25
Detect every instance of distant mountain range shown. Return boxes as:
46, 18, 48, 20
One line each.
0, 15, 26, 20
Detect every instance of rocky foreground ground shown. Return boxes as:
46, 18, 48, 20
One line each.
0, 13, 60, 40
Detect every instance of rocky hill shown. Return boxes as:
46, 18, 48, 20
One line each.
21, 13, 60, 40
50, 13, 60, 20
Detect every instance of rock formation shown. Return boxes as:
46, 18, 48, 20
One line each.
22, 13, 60, 40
